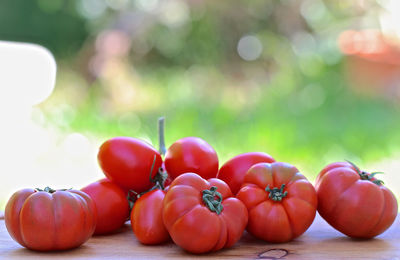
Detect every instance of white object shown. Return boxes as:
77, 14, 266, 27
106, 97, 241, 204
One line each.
0, 41, 56, 106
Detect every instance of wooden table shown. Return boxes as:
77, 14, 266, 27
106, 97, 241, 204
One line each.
0, 211, 399, 259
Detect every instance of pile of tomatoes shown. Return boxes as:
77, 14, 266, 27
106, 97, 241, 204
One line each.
4, 118, 398, 253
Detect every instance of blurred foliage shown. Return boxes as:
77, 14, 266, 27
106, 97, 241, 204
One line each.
2, 0, 400, 177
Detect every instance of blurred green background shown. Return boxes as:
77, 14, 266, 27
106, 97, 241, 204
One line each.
1, 0, 400, 209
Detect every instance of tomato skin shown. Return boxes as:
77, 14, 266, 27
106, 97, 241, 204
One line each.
98, 137, 162, 193
162, 173, 248, 254
82, 178, 130, 235
315, 161, 356, 189
217, 152, 275, 195
5, 188, 96, 251
236, 162, 317, 243
316, 162, 398, 238
164, 137, 219, 180
131, 189, 169, 245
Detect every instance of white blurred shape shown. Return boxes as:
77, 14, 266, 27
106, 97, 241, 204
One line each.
78, 0, 107, 19
0, 41, 56, 106
0, 41, 57, 207
379, 0, 400, 38
135, 0, 159, 12
158, 0, 190, 28
62, 133, 92, 159
237, 35, 263, 61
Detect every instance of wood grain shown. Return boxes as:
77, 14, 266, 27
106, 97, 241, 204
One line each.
0, 213, 399, 260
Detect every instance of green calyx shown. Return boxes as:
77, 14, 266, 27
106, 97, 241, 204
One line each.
202, 186, 223, 215
346, 160, 384, 186
35, 187, 70, 193
265, 184, 288, 202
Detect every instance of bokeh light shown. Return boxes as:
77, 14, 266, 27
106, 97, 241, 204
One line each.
237, 35, 263, 61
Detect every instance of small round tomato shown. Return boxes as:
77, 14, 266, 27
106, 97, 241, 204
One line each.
5, 187, 96, 251
162, 173, 248, 254
164, 137, 219, 180
131, 189, 169, 245
217, 152, 275, 194
81, 178, 130, 235
316, 162, 398, 238
98, 137, 162, 193
237, 162, 317, 243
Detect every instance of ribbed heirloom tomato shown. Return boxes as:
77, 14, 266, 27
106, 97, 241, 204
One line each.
237, 162, 317, 243
131, 189, 169, 245
217, 152, 275, 194
5, 187, 96, 251
81, 178, 130, 235
164, 137, 219, 180
98, 137, 162, 193
162, 173, 248, 254
316, 161, 398, 238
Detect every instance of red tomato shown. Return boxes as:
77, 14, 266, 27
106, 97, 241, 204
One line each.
316, 162, 398, 238
164, 137, 219, 180
217, 152, 275, 194
82, 178, 130, 235
315, 161, 357, 189
163, 173, 248, 254
98, 137, 162, 193
5, 187, 96, 251
237, 162, 317, 243
131, 189, 169, 245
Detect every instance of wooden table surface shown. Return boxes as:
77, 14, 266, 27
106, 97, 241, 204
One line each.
0, 211, 399, 260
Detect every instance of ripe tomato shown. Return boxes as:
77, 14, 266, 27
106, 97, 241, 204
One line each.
315, 161, 357, 189
164, 137, 219, 180
162, 173, 248, 254
131, 189, 169, 245
98, 137, 162, 193
316, 162, 398, 238
5, 187, 96, 251
237, 162, 317, 243
81, 178, 130, 235
217, 152, 275, 194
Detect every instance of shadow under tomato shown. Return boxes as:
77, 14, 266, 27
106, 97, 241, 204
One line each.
5, 243, 94, 259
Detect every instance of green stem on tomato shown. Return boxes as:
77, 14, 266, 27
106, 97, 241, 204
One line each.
202, 186, 223, 215
158, 117, 166, 157
35, 187, 70, 193
345, 160, 384, 186
265, 184, 288, 202
127, 118, 168, 210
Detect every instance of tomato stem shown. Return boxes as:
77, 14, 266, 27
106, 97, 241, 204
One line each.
35, 187, 70, 193
265, 184, 288, 202
345, 160, 384, 186
146, 155, 168, 192
158, 117, 166, 157
202, 186, 223, 215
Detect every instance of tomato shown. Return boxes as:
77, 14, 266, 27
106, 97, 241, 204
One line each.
315, 161, 357, 189
316, 161, 398, 238
162, 173, 248, 254
217, 152, 275, 195
237, 162, 317, 243
98, 137, 162, 193
164, 137, 219, 180
5, 187, 96, 251
82, 178, 130, 235
131, 189, 169, 245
